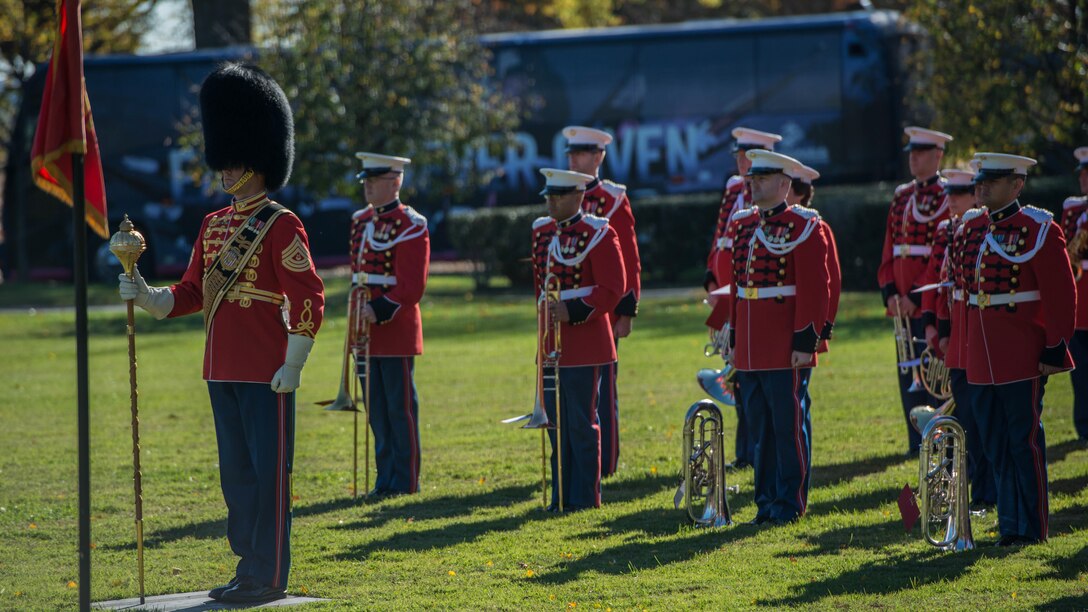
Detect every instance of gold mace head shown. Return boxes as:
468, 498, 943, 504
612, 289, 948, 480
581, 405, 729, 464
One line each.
109, 214, 147, 277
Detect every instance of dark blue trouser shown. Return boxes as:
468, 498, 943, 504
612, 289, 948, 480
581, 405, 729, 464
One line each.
1068, 330, 1088, 439
360, 356, 421, 494
971, 377, 1050, 541
949, 368, 997, 505
896, 317, 937, 453
544, 365, 602, 509
738, 368, 813, 522
598, 360, 619, 478
733, 378, 754, 464
207, 382, 294, 589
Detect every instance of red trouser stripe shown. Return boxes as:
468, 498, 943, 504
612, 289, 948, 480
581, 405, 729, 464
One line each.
792, 369, 809, 515
273, 392, 286, 587
402, 358, 419, 494
1029, 377, 1048, 539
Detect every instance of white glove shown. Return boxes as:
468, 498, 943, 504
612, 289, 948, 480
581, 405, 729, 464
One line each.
271, 334, 315, 394
118, 265, 174, 320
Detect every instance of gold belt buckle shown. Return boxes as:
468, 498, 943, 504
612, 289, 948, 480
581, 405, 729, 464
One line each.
744, 287, 759, 299
977, 293, 990, 309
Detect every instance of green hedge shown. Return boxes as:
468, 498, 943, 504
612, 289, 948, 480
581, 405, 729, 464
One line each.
448, 176, 1078, 291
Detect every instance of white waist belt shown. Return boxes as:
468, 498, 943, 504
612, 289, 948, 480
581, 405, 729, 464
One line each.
894, 244, 932, 257
1081, 260, 1088, 270
716, 237, 733, 249
559, 286, 594, 300
968, 290, 1041, 308
737, 285, 797, 300
353, 272, 397, 285
952, 289, 964, 302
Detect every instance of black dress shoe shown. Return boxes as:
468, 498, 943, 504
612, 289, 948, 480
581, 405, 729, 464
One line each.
745, 516, 771, 526
366, 488, 390, 499
770, 516, 800, 527
207, 576, 239, 601
997, 535, 1021, 547
726, 459, 752, 471
219, 580, 287, 604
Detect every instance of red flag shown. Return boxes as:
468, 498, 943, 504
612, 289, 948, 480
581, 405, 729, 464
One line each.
30, 0, 108, 239
897, 483, 921, 532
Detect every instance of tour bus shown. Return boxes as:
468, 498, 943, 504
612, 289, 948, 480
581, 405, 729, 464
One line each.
478, 9, 916, 202
3, 10, 916, 279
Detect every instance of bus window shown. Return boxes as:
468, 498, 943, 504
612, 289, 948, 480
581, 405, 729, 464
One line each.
640, 35, 756, 119
755, 31, 842, 113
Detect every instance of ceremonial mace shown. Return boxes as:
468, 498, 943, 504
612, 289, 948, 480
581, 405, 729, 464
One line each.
110, 215, 147, 604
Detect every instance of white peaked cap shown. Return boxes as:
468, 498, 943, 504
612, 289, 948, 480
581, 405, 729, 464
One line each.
903, 126, 953, 151
539, 167, 595, 196
732, 127, 783, 151
563, 126, 613, 151
745, 149, 803, 177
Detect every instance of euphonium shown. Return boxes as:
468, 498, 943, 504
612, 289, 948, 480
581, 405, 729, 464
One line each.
917, 415, 974, 551
893, 299, 924, 393
697, 324, 737, 406
674, 400, 736, 527
909, 347, 954, 434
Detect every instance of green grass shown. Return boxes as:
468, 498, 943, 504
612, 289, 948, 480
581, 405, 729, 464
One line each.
1, 280, 1086, 610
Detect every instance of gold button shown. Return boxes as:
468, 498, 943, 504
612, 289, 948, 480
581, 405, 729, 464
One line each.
779, 257, 786, 264
980, 263, 986, 269
1013, 265, 1020, 271
748, 267, 755, 273
597, 207, 604, 214
788, 222, 795, 229
1018, 239, 1025, 246
777, 281, 784, 286
1021, 227, 1028, 233
579, 241, 585, 247
778, 269, 786, 276
989, 225, 996, 231
748, 280, 755, 287
396, 219, 402, 226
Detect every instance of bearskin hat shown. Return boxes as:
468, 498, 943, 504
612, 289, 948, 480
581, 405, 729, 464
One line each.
200, 62, 294, 191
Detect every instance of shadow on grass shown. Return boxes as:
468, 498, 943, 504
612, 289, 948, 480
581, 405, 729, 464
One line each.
107, 495, 366, 551
1049, 438, 1088, 465
535, 523, 758, 586
806, 483, 904, 517
811, 452, 908, 488
762, 505, 1088, 607
1050, 475, 1088, 497
334, 483, 538, 532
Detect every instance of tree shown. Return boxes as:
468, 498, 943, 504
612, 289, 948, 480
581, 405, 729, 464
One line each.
0, 0, 159, 168
904, 0, 1088, 165
251, 0, 518, 203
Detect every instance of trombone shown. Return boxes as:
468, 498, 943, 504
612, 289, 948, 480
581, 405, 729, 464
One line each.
502, 271, 563, 511
893, 298, 924, 393
315, 284, 370, 498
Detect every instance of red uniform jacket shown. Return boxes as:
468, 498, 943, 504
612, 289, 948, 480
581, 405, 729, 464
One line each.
350, 199, 430, 356
532, 212, 626, 367
706, 175, 750, 289
877, 176, 949, 317
818, 220, 842, 354
919, 216, 954, 333
582, 179, 641, 317
1062, 195, 1088, 329
724, 203, 830, 371
935, 213, 973, 369
170, 193, 326, 382
961, 202, 1076, 385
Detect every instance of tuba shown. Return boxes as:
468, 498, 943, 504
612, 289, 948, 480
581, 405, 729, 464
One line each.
917, 414, 975, 551
697, 324, 737, 406
893, 299, 925, 393
674, 400, 736, 527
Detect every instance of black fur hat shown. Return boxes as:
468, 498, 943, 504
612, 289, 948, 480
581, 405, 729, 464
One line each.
200, 62, 294, 191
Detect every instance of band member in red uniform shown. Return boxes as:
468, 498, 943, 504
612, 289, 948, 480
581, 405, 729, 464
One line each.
715, 150, 830, 525
351, 153, 430, 496
564, 125, 641, 478
706, 127, 782, 470
1062, 147, 1088, 442
532, 168, 626, 511
118, 63, 324, 603
786, 164, 840, 353
878, 126, 953, 456
963, 152, 1076, 546
931, 169, 997, 508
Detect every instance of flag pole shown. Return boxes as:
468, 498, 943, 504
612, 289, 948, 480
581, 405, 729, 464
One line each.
73, 152, 91, 612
